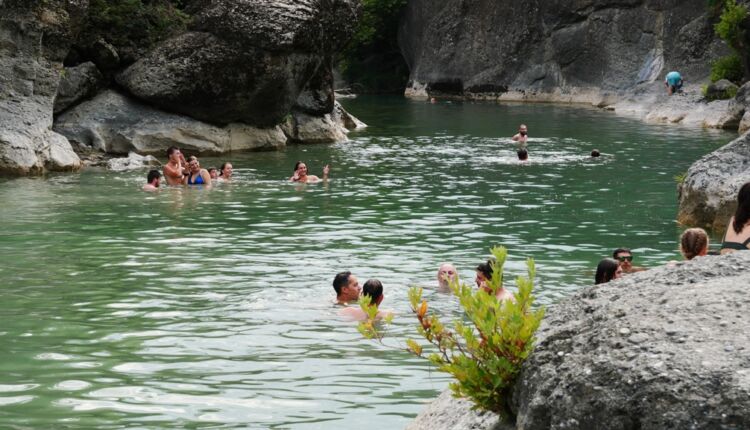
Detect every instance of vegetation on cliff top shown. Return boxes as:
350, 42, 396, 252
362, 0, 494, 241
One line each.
338, 0, 409, 93
710, 0, 750, 84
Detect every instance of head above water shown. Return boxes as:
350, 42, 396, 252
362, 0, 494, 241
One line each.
519, 124, 528, 136
437, 263, 458, 289
591, 149, 601, 157
333, 271, 360, 301
294, 161, 308, 176
166, 146, 180, 161
732, 182, 750, 234
208, 167, 218, 179
595, 258, 622, 284
517, 149, 528, 160
475, 260, 499, 293
147, 169, 161, 184
680, 228, 709, 260
220, 162, 233, 178
362, 279, 384, 306
612, 248, 633, 270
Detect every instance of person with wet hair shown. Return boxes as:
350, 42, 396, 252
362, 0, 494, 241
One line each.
591, 149, 601, 158
208, 167, 219, 180
290, 161, 330, 183
680, 228, 709, 260
142, 169, 161, 192
595, 258, 622, 284
475, 260, 513, 301
437, 263, 459, 292
339, 279, 393, 321
721, 182, 750, 254
333, 271, 360, 305
219, 162, 233, 181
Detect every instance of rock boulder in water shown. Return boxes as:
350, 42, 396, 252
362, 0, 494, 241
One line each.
678, 132, 750, 230
409, 252, 750, 429
0, 0, 86, 174
117, 0, 360, 127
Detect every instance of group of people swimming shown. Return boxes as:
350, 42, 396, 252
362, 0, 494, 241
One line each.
142, 146, 332, 191
595, 181, 750, 284
509, 124, 600, 161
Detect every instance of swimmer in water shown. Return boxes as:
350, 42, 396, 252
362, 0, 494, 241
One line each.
218, 162, 233, 182
142, 169, 161, 192
339, 279, 393, 321
475, 260, 513, 302
512, 124, 528, 151
186, 156, 212, 187
437, 263, 459, 292
290, 161, 330, 183
208, 167, 219, 180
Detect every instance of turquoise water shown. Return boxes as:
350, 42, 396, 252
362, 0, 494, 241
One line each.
0, 97, 733, 429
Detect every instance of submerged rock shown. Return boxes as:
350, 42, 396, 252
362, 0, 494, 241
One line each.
678, 132, 750, 230
409, 252, 750, 429
0, 0, 86, 174
54, 90, 287, 155
117, 0, 360, 127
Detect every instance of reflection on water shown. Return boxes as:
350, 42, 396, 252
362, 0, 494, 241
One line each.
0, 96, 733, 428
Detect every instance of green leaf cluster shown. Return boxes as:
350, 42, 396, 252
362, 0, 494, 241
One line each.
710, 54, 744, 83
406, 246, 545, 415
715, 0, 749, 50
81, 0, 190, 54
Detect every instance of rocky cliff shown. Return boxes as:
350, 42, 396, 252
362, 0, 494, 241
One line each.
399, 0, 732, 126
0, 0, 86, 174
0, 0, 364, 174
409, 251, 750, 430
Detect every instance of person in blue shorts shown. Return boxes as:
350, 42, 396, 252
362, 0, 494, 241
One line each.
665, 71, 683, 95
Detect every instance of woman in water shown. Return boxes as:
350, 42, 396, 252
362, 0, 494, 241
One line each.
290, 161, 330, 183
680, 228, 709, 260
186, 156, 212, 186
339, 279, 393, 321
721, 182, 750, 254
595, 258, 622, 284
218, 162, 233, 182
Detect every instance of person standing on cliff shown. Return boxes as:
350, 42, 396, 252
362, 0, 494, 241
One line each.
512, 124, 529, 159
665, 71, 683, 95
163, 146, 188, 186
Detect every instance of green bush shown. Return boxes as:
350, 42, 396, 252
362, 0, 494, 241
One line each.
715, 0, 748, 50
80, 0, 189, 55
359, 246, 545, 415
710, 54, 744, 83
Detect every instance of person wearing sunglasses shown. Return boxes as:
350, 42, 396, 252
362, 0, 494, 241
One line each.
612, 248, 646, 274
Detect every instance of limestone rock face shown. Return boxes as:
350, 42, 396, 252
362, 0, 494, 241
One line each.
54, 90, 287, 156
399, 0, 726, 102
678, 132, 750, 230
106, 152, 161, 171
706, 79, 740, 101
117, 0, 360, 127
54, 62, 104, 114
409, 252, 750, 430
0, 0, 86, 174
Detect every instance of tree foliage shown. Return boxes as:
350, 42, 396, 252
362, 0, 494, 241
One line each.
712, 0, 750, 82
359, 246, 545, 415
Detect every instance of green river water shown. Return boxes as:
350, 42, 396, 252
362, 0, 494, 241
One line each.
0, 96, 734, 429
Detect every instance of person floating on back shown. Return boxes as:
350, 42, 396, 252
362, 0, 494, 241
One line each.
339, 279, 393, 321
612, 248, 647, 274
665, 71, 683, 95
143, 169, 161, 192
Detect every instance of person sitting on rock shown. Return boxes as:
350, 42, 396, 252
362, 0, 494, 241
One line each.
595, 258, 622, 284
437, 263, 459, 292
333, 271, 361, 305
339, 279, 393, 321
664, 71, 683, 95
142, 169, 161, 192
163, 146, 188, 186
681, 228, 709, 260
612, 248, 647, 274
721, 182, 750, 254
290, 161, 330, 183
476, 260, 513, 301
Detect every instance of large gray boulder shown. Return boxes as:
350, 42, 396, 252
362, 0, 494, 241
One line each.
54, 62, 104, 114
678, 132, 750, 230
399, 0, 729, 122
117, 0, 360, 127
409, 252, 750, 429
54, 90, 287, 155
0, 0, 86, 174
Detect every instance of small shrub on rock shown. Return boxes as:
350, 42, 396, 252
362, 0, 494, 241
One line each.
710, 54, 744, 83
359, 246, 545, 415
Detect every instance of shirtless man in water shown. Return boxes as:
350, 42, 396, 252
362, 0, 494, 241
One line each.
290, 161, 330, 183
163, 146, 188, 186
476, 260, 514, 302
